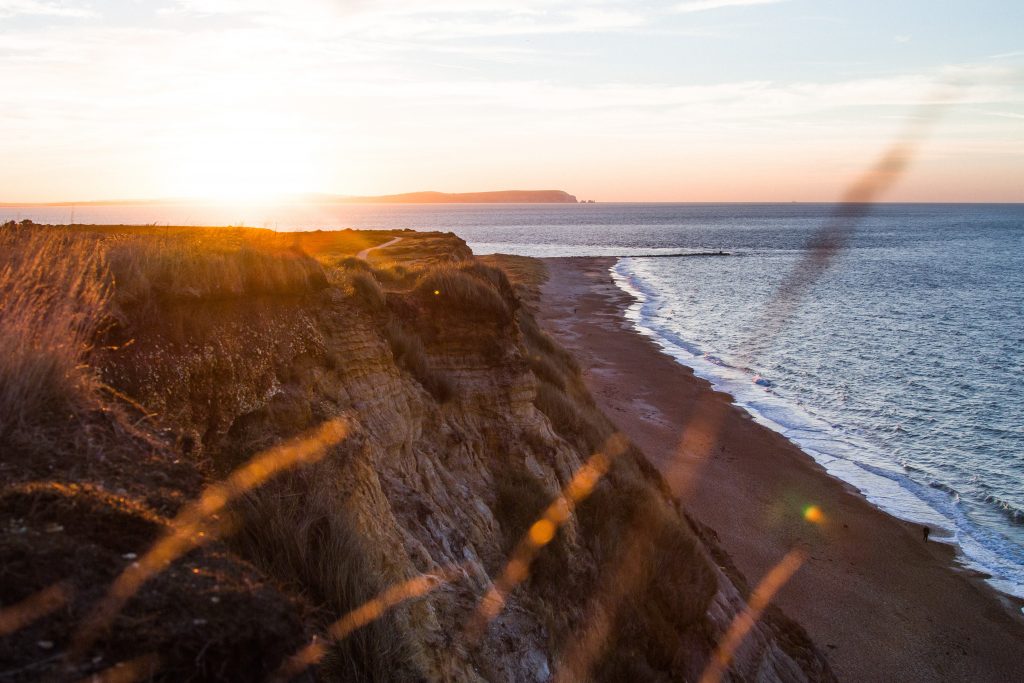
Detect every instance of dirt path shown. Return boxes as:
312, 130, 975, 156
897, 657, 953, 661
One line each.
356, 236, 403, 261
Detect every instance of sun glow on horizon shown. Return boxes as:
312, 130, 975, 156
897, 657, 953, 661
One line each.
1, 1, 1022, 203
160, 122, 323, 202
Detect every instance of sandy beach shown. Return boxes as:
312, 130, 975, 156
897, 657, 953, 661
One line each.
537, 257, 1024, 682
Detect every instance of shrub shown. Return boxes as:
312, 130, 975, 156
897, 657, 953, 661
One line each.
371, 263, 415, 288
335, 256, 372, 272
491, 468, 571, 594
576, 476, 719, 681
519, 309, 581, 375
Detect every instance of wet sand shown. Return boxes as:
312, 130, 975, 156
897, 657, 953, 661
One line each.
537, 257, 1024, 682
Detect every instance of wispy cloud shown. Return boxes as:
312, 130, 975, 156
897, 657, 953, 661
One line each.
0, 0, 94, 18
0, 0, 1022, 201
674, 0, 788, 13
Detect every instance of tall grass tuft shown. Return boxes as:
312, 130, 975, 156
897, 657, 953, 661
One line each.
414, 263, 514, 322
383, 321, 454, 402
0, 226, 109, 442
350, 271, 387, 311
233, 473, 429, 681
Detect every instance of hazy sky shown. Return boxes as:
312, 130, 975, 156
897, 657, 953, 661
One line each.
2, 0, 1022, 202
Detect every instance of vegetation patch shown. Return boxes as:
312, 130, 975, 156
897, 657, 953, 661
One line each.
233, 473, 429, 682
107, 238, 327, 311
350, 270, 387, 311
0, 225, 109, 447
414, 263, 515, 322
383, 320, 455, 402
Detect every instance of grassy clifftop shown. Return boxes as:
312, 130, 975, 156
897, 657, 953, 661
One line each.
0, 222, 831, 682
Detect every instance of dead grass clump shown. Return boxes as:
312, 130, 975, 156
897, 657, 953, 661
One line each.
414, 264, 514, 322
233, 474, 429, 681
576, 474, 719, 681
534, 383, 612, 453
372, 263, 416, 288
383, 321, 455, 403
528, 352, 568, 391
0, 226, 109, 444
350, 271, 387, 311
335, 256, 373, 272
491, 469, 571, 593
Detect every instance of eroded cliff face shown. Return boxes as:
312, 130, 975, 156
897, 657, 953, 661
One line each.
94, 232, 834, 682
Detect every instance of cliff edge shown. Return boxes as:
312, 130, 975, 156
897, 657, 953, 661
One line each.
0, 223, 832, 681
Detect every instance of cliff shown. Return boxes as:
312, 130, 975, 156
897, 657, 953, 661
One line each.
0, 223, 832, 681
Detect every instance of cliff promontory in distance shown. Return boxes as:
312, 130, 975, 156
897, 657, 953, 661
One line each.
339, 189, 579, 203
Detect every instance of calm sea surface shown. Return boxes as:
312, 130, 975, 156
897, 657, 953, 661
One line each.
6, 202, 1023, 597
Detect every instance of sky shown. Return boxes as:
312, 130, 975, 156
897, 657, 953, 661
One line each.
1, 0, 1022, 202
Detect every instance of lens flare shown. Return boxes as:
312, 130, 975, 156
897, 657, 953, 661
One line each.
803, 504, 824, 524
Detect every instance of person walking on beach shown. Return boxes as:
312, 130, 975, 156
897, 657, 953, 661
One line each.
922, 526, 931, 542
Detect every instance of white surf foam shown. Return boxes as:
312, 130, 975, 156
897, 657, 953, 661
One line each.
610, 257, 1024, 600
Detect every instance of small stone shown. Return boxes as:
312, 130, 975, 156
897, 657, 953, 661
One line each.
122, 552, 138, 560
210, 596, 220, 604
193, 618, 207, 625
37, 640, 54, 649
44, 523, 63, 533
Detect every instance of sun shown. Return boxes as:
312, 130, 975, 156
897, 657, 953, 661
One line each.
161, 122, 321, 202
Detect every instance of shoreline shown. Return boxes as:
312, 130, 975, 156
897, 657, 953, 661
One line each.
536, 256, 1024, 682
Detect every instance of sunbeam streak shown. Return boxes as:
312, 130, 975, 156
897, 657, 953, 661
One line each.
698, 550, 808, 683
0, 583, 71, 637
274, 565, 466, 681
465, 434, 627, 641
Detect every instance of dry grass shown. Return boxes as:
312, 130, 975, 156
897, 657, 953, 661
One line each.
476, 254, 548, 309
370, 262, 417, 288
0, 225, 109, 444
349, 271, 387, 311
233, 470, 429, 681
382, 320, 454, 402
414, 263, 515, 322
106, 236, 327, 312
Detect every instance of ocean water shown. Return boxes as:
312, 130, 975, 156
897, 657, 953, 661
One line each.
5, 201, 1023, 598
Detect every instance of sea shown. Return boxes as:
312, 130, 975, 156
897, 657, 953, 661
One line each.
6, 201, 1023, 599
